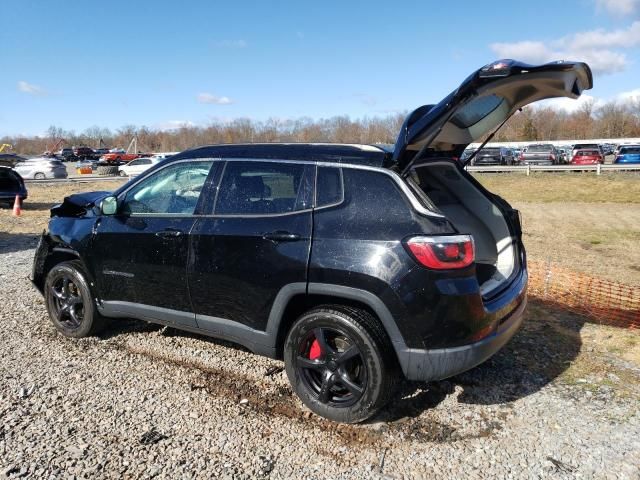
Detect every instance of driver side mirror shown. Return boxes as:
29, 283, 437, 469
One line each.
100, 196, 118, 215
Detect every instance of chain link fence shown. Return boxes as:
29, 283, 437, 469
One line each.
527, 260, 640, 329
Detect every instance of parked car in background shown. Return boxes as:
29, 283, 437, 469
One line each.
0, 153, 27, 168
520, 144, 558, 165
73, 146, 95, 160
0, 166, 27, 206
100, 150, 143, 164
14, 157, 68, 180
118, 157, 161, 177
472, 146, 514, 165
31, 59, 593, 423
571, 149, 604, 164
76, 159, 99, 171
150, 152, 179, 160
571, 143, 601, 160
56, 148, 77, 162
460, 148, 476, 163
614, 145, 640, 164
512, 149, 522, 162
556, 146, 573, 164
93, 148, 110, 157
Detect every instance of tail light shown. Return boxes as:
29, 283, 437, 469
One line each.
519, 153, 524, 161
549, 154, 555, 161
405, 235, 475, 270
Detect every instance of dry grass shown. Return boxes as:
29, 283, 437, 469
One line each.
0, 180, 124, 235
475, 172, 640, 203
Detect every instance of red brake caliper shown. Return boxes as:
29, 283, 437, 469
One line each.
309, 339, 322, 360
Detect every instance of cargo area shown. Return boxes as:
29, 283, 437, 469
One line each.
409, 161, 518, 296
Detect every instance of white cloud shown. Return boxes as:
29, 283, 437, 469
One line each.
17, 80, 46, 95
564, 21, 640, 50
490, 21, 640, 75
595, 0, 640, 15
536, 94, 604, 113
197, 93, 233, 105
536, 88, 640, 113
617, 88, 640, 102
213, 39, 247, 48
155, 120, 196, 131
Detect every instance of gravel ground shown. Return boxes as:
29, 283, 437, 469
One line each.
1, 240, 639, 478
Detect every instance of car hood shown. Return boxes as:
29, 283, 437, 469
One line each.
51, 190, 111, 217
391, 59, 593, 171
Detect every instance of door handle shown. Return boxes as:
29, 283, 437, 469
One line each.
263, 231, 301, 242
155, 229, 183, 238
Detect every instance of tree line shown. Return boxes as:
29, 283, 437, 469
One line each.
3, 98, 640, 156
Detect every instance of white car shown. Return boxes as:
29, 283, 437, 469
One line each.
150, 152, 179, 160
13, 157, 68, 180
118, 157, 160, 177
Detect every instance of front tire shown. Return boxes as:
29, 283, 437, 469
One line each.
44, 261, 105, 338
284, 306, 397, 423
34, 173, 46, 180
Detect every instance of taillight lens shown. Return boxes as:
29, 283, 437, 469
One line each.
405, 235, 475, 270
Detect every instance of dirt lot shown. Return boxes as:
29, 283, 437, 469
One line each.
0, 176, 639, 478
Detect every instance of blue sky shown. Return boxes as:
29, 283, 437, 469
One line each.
2, 0, 639, 137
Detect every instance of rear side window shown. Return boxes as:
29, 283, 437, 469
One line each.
215, 161, 312, 215
316, 167, 343, 207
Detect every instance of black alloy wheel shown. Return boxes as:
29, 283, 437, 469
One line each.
49, 275, 85, 329
296, 326, 367, 407
284, 306, 397, 423
44, 261, 104, 337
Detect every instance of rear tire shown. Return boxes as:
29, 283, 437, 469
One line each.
34, 173, 45, 180
284, 305, 397, 423
44, 260, 105, 338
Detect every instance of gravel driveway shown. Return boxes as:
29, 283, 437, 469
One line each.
1, 238, 639, 479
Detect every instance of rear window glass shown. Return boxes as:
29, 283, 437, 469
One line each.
451, 94, 503, 129
620, 147, 640, 154
527, 145, 553, 152
479, 148, 500, 154
316, 167, 343, 207
577, 150, 599, 156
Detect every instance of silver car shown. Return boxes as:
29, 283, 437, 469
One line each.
14, 157, 68, 180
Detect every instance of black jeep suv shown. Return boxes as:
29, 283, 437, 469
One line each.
32, 60, 592, 423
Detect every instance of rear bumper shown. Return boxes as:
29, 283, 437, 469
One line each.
397, 285, 527, 382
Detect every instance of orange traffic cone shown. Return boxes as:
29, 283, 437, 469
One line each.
12, 195, 22, 216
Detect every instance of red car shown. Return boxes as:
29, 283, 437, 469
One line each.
100, 152, 142, 164
571, 149, 604, 165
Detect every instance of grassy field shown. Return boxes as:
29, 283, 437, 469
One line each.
475, 172, 640, 203
474, 173, 640, 285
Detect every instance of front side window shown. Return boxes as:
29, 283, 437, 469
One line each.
122, 160, 213, 215
215, 161, 311, 215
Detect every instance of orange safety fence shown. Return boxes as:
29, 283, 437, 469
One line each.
527, 260, 640, 330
